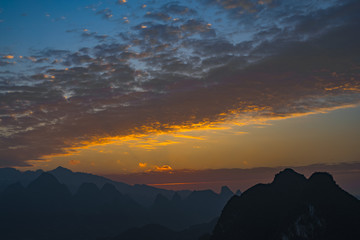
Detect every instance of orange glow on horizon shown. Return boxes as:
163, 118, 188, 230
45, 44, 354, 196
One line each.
28, 102, 360, 166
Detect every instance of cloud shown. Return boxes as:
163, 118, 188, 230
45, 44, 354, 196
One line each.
212, 0, 256, 11
201, 0, 274, 13
3, 55, 14, 59
0, 0, 360, 167
81, 31, 109, 42
96, 8, 113, 19
161, 3, 197, 15
180, 19, 215, 36
0, 60, 16, 66
145, 12, 172, 22
116, 0, 127, 5
138, 162, 147, 168
153, 165, 173, 172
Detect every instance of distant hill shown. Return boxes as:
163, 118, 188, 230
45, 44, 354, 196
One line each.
1, 167, 359, 240
211, 168, 360, 240
148, 187, 233, 229
0, 166, 177, 206
0, 167, 43, 192
0, 169, 235, 239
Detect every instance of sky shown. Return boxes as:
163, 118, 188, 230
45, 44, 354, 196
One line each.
1, 0, 360, 191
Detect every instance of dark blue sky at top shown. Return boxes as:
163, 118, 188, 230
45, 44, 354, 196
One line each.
1, 0, 342, 75
0, 0, 360, 168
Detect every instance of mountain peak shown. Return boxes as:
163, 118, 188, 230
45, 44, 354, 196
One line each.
50, 166, 73, 174
220, 186, 233, 196
308, 172, 336, 186
275, 168, 299, 177
27, 172, 71, 198
212, 170, 360, 240
273, 168, 306, 182
28, 172, 60, 189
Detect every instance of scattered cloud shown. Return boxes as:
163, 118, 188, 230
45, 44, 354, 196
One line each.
153, 165, 173, 172
96, 8, 113, 19
145, 12, 172, 22
138, 162, 147, 168
117, 0, 127, 5
3, 55, 14, 59
0, 0, 360, 167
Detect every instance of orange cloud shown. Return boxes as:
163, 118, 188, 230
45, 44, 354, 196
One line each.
3, 55, 14, 59
144, 163, 173, 173
154, 165, 173, 172
173, 134, 205, 140
139, 162, 147, 168
69, 160, 80, 165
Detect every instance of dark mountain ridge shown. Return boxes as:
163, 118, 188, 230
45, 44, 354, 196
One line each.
211, 168, 360, 240
0, 167, 359, 240
0, 166, 177, 206
0, 169, 235, 239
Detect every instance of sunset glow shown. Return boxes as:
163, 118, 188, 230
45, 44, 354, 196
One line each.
0, 0, 359, 191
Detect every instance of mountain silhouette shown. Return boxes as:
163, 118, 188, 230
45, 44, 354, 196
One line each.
104, 218, 218, 240
148, 188, 234, 230
0, 170, 233, 239
0, 172, 149, 239
220, 186, 234, 200
26, 172, 72, 211
0, 166, 177, 205
211, 169, 360, 240
0, 167, 43, 192
27, 172, 71, 195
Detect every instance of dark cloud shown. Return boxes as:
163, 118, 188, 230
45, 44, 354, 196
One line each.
204, 0, 257, 12
180, 19, 214, 35
96, 8, 113, 19
145, 12, 172, 22
116, 0, 127, 5
39, 49, 71, 58
0, 60, 15, 67
161, 3, 197, 15
142, 24, 181, 42
161, 2, 197, 16
81, 31, 109, 42
62, 53, 94, 66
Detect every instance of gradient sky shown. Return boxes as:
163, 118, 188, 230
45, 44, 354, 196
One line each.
1, 0, 360, 187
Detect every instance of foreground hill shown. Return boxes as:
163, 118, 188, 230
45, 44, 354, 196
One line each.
211, 168, 360, 240
101, 219, 218, 240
